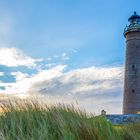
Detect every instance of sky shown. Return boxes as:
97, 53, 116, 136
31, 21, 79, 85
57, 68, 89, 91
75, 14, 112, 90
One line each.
0, 0, 139, 114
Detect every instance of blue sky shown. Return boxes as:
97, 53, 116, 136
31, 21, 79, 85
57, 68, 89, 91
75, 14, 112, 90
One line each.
0, 0, 139, 114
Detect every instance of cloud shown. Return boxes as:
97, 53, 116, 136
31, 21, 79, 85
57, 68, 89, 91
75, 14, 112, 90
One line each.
0, 65, 66, 95
62, 53, 69, 60
73, 50, 78, 53
0, 64, 123, 114
30, 66, 123, 95
0, 47, 42, 67
52, 52, 69, 61
27, 66, 123, 114
0, 72, 4, 76
11, 72, 30, 81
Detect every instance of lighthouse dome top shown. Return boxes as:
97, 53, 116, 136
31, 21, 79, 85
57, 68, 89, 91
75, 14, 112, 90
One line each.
124, 12, 140, 37
128, 12, 140, 22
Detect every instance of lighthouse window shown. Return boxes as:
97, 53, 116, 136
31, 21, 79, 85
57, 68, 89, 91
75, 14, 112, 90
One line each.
132, 89, 135, 93
132, 65, 135, 69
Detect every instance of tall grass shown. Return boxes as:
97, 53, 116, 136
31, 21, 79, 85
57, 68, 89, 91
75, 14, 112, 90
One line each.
0, 100, 139, 140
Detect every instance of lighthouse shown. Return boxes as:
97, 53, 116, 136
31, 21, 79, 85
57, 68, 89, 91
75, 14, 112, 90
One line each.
123, 12, 140, 114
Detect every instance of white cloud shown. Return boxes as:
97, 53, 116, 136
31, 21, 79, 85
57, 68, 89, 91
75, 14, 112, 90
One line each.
0, 72, 4, 76
0, 65, 124, 114
0, 65, 66, 95
62, 53, 69, 60
52, 52, 69, 61
29, 66, 123, 96
28, 66, 123, 114
0, 47, 42, 67
45, 63, 56, 68
46, 57, 52, 61
11, 72, 30, 81
73, 50, 78, 53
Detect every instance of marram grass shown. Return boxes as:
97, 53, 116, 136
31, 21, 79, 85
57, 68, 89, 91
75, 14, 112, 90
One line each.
0, 100, 140, 140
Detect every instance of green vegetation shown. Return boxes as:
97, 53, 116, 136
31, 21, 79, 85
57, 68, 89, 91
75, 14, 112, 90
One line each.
0, 101, 140, 140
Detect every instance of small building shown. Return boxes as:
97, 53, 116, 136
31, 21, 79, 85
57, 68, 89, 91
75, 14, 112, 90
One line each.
101, 110, 106, 115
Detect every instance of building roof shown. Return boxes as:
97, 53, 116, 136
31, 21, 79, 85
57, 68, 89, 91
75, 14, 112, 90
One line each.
128, 12, 140, 21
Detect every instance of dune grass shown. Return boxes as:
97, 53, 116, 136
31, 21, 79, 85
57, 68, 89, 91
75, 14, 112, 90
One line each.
0, 100, 140, 140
